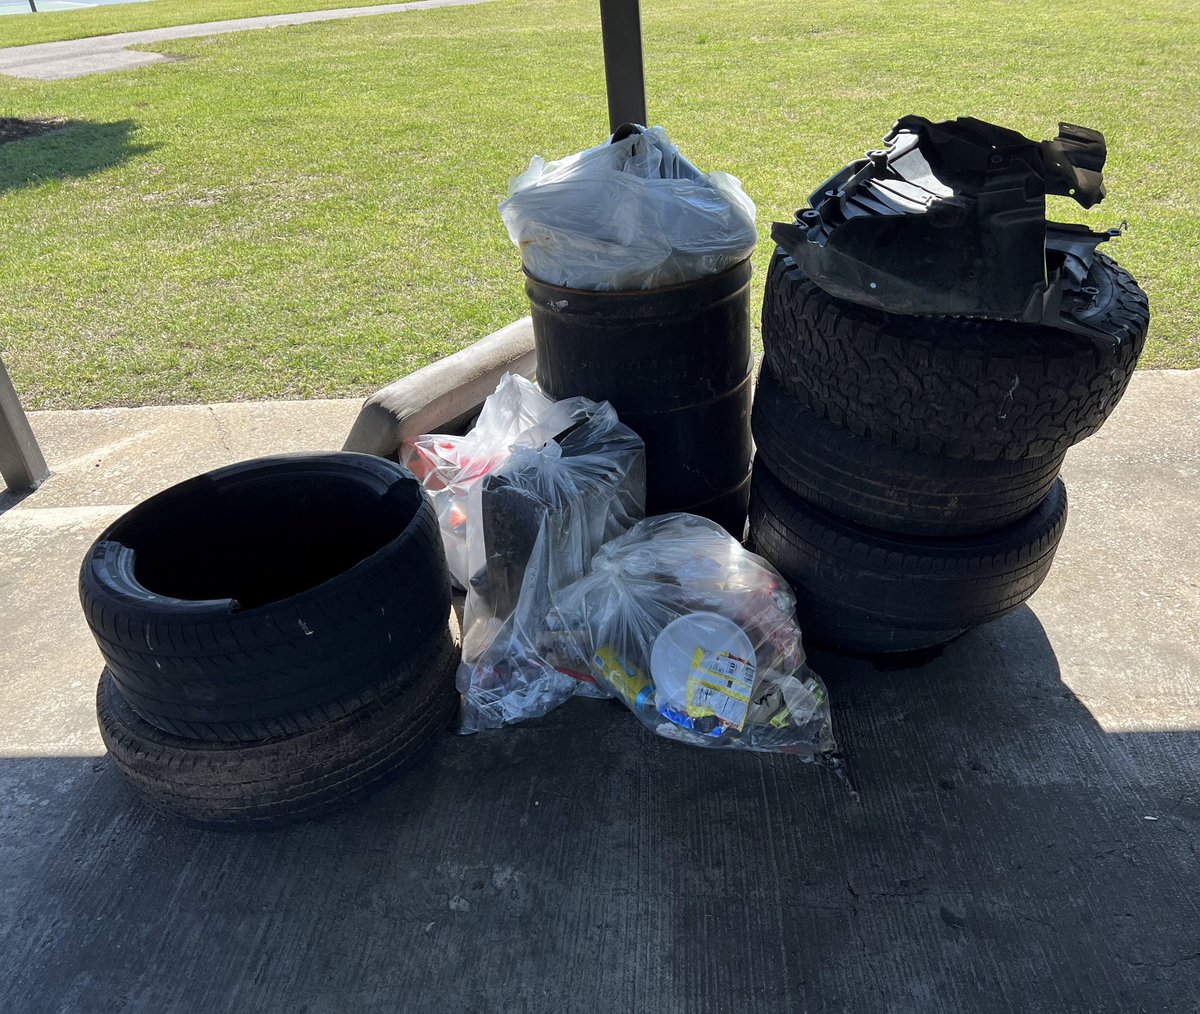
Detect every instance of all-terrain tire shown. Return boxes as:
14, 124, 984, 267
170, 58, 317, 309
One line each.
80, 453, 451, 742
96, 618, 460, 829
761, 249, 1149, 461
752, 365, 1065, 536
749, 462, 1068, 653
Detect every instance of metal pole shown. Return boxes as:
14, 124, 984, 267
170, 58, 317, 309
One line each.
29, 1, 38, 12
599, 0, 647, 132
0, 355, 49, 493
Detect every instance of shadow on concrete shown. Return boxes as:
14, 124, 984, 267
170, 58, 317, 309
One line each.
1, 606, 1196, 1012
0, 487, 33, 516
0, 119, 155, 194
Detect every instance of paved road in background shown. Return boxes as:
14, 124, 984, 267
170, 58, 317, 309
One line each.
0, 0, 491, 79
1, 0, 155, 19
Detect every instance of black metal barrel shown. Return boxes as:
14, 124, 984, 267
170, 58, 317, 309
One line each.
526, 258, 753, 534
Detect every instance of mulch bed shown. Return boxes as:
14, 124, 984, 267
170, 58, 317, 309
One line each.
0, 116, 68, 145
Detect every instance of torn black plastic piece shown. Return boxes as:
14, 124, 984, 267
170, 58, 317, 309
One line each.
772, 116, 1128, 346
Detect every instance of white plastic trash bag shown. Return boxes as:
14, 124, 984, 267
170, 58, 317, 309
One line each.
499, 125, 758, 291
546, 514, 837, 758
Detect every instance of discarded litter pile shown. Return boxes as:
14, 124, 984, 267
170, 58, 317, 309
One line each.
81, 115, 1151, 828
406, 376, 835, 759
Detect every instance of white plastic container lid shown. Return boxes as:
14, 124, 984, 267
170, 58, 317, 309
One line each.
650, 611, 756, 715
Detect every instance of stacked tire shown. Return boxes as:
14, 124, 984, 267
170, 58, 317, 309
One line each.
527, 258, 756, 536
80, 453, 459, 828
750, 249, 1150, 654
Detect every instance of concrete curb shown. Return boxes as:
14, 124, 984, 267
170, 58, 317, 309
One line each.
342, 317, 537, 459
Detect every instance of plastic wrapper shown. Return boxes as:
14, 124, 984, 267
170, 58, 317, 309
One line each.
547, 514, 836, 758
404, 373, 646, 732
499, 125, 758, 291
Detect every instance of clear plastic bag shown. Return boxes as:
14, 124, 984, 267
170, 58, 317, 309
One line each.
405, 374, 646, 732
499, 125, 758, 291
546, 514, 836, 759
403, 374, 604, 590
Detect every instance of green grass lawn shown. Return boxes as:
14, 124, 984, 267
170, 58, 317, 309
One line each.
1, 0, 1197, 410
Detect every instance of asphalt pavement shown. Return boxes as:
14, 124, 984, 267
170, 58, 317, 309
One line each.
0, 0, 491, 79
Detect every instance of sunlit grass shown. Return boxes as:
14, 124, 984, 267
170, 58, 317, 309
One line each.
0, 0, 1196, 409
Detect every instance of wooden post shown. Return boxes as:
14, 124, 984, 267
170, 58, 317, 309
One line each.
599, 0, 647, 132
0, 355, 49, 493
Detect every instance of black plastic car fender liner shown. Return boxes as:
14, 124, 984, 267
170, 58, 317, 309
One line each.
773, 115, 1131, 346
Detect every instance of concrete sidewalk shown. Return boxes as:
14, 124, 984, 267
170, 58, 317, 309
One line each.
0, 397, 360, 750
1, 373, 1198, 1012
0, 0, 491, 80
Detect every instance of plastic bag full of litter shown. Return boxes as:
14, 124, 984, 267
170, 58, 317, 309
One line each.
404, 373, 646, 732
456, 401, 645, 732
547, 514, 836, 759
499, 124, 758, 291
403, 374, 603, 590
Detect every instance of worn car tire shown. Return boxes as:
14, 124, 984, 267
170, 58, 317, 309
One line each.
80, 453, 451, 743
749, 462, 1068, 653
96, 620, 459, 829
752, 366, 1065, 536
761, 249, 1149, 460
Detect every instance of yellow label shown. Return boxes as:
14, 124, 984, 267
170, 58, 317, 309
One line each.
593, 646, 652, 709
684, 679, 717, 719
685, 675, 753, 730
679, 645, 757, 730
